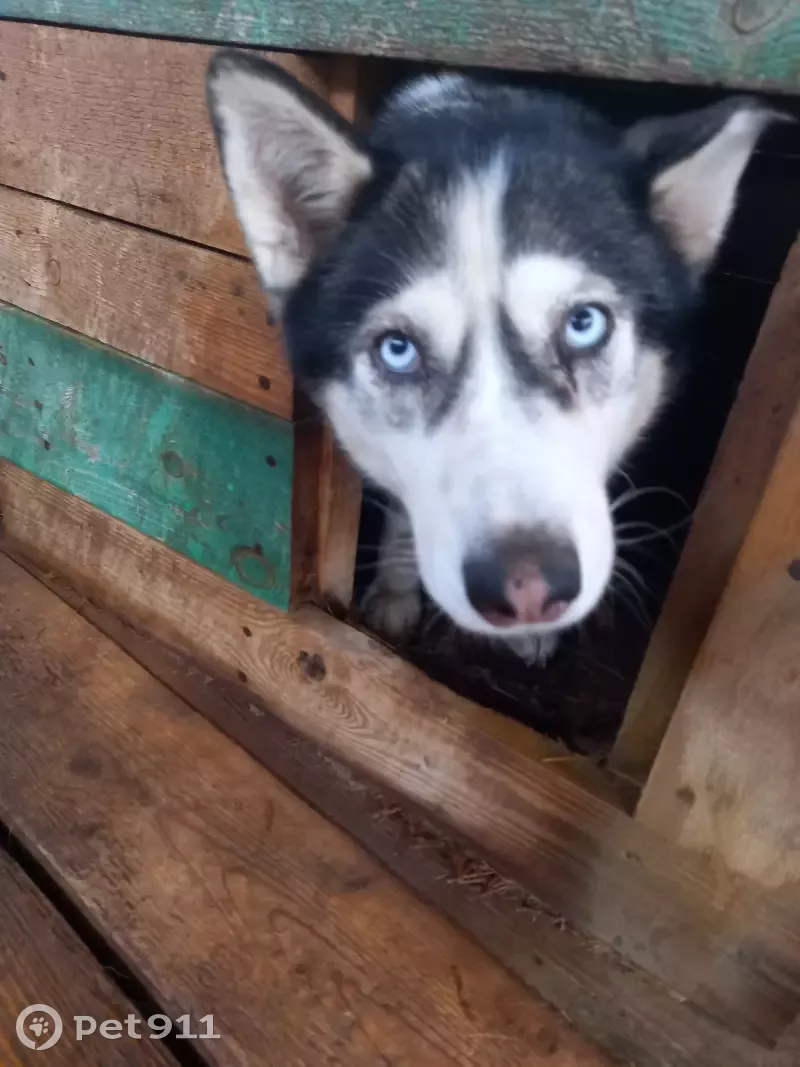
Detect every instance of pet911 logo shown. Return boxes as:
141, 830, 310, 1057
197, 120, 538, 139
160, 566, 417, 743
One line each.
15, 1004, 220, 1050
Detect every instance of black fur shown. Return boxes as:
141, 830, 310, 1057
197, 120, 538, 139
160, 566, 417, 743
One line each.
283, 76, 710, 398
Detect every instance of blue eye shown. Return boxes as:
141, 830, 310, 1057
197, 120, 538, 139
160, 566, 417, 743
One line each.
376, 331, 421, 374
562, 304, 611, 350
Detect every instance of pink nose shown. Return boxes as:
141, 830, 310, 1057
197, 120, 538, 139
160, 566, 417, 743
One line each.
462, 532, 581, 628
503, 558, 572, 625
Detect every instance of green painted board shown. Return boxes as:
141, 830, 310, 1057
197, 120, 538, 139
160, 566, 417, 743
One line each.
1, 1, 800, 91
0, 306, 294, 610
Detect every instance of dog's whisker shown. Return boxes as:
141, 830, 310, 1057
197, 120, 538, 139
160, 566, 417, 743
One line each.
614, 555, 651, 591
614, 559, 657, 610
609, 574, 652, 630
615, 514, 691, 547
613, 468, 637, 492
611, 485, 690, 514
364, 496, 402, 519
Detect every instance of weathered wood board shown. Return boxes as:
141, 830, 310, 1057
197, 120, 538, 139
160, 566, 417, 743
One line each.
291, 59, 364, 610
0, 553, 612, 1067
1, 0, 799, 91
637, 398, 800, 891
612, 236, 800, 782
2, 462, 800, 1048
13, 547, 800, 1067
0, 307, 294, 609
0, 22, 326, 253
0, 851, 176, 1067
0, 185, 291, 418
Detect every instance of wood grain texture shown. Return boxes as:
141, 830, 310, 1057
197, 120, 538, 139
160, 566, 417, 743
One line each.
1, 0, 799, 90
291, 410, 363, 609
0, 186, 291, 417
2, 463, 800, 1047
315, 427, 362, 606
292, 57, 363, 610
0, 22, 326, 253
0, 309, 294, 609
613, 238, 800, 782
0, 553, 611, 1067
0, 852, 176, 1066
14, 547, 800, 1067
637, 397, 800, 891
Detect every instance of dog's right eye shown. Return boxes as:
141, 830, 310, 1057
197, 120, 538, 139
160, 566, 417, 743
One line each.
375, 331, 421, 375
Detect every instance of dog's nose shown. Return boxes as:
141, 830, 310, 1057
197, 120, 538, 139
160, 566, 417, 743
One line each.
462, 531, 581, 627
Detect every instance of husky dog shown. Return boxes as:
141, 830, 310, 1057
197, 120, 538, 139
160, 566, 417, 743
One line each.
207, 54, 774, 661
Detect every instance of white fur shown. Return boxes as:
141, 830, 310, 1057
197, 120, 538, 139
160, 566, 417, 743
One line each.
210, 70, 766, 654
504, 631, 562, 666
208, 61, 371, 307
393, 74, 470, 113
327, 162, 664, 639
652, 108, 774, 269
364, 500, 561, 665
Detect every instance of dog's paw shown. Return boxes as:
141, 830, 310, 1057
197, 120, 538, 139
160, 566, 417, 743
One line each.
504, 631, 560, 667
362, 584, 422, 642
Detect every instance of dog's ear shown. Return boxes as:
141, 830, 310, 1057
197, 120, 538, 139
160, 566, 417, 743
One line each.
207, 51, 373, 316
626, 98, 783, 272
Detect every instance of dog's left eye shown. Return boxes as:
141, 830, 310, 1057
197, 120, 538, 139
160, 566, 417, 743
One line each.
375, 331, 421, 375
562, 304, 611, 351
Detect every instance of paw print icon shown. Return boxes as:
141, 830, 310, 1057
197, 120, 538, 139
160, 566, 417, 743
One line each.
16, 1004, 63, 1051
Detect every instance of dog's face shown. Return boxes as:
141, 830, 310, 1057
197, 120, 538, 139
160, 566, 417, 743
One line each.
208, 57, 774, 636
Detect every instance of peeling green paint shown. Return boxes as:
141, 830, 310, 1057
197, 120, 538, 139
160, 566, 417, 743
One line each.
0, 306, 293, 609
0, 0, 799, 91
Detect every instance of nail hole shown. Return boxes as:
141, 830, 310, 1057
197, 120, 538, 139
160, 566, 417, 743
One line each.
788, 560, 800, 581
161, 449, 185, 479
237, 670, 248, 684
242, 626, 252, 637
297, 650, 327, 682
258, 375, 271, 391
42, 439, 52, 451
265, 455, 277, 468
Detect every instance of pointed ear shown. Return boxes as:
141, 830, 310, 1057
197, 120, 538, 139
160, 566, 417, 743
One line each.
626, 98, 784, 272
207, 51, 373, 315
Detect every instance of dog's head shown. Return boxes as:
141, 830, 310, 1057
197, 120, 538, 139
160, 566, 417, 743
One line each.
208, 55, 774, 637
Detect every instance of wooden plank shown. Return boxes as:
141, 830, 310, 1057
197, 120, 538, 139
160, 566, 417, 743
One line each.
292, 57, 364, 609
0, 22, 326, 253
0, 460, 612, 794
291, 409, 364, 609
0, 308, 294, 610
2, 464, 800, 1048
315, 427, 362, 606
14, 546, 800, 1067
1, 0, 799, 91
637, 396, 800, 890
0, 851, 177, 1066
613, 238, 800, 782
0, 554, 611, 1067
0, 186, 291, 417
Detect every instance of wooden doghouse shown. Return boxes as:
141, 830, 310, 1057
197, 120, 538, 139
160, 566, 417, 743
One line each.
0, 6, 798, 1067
